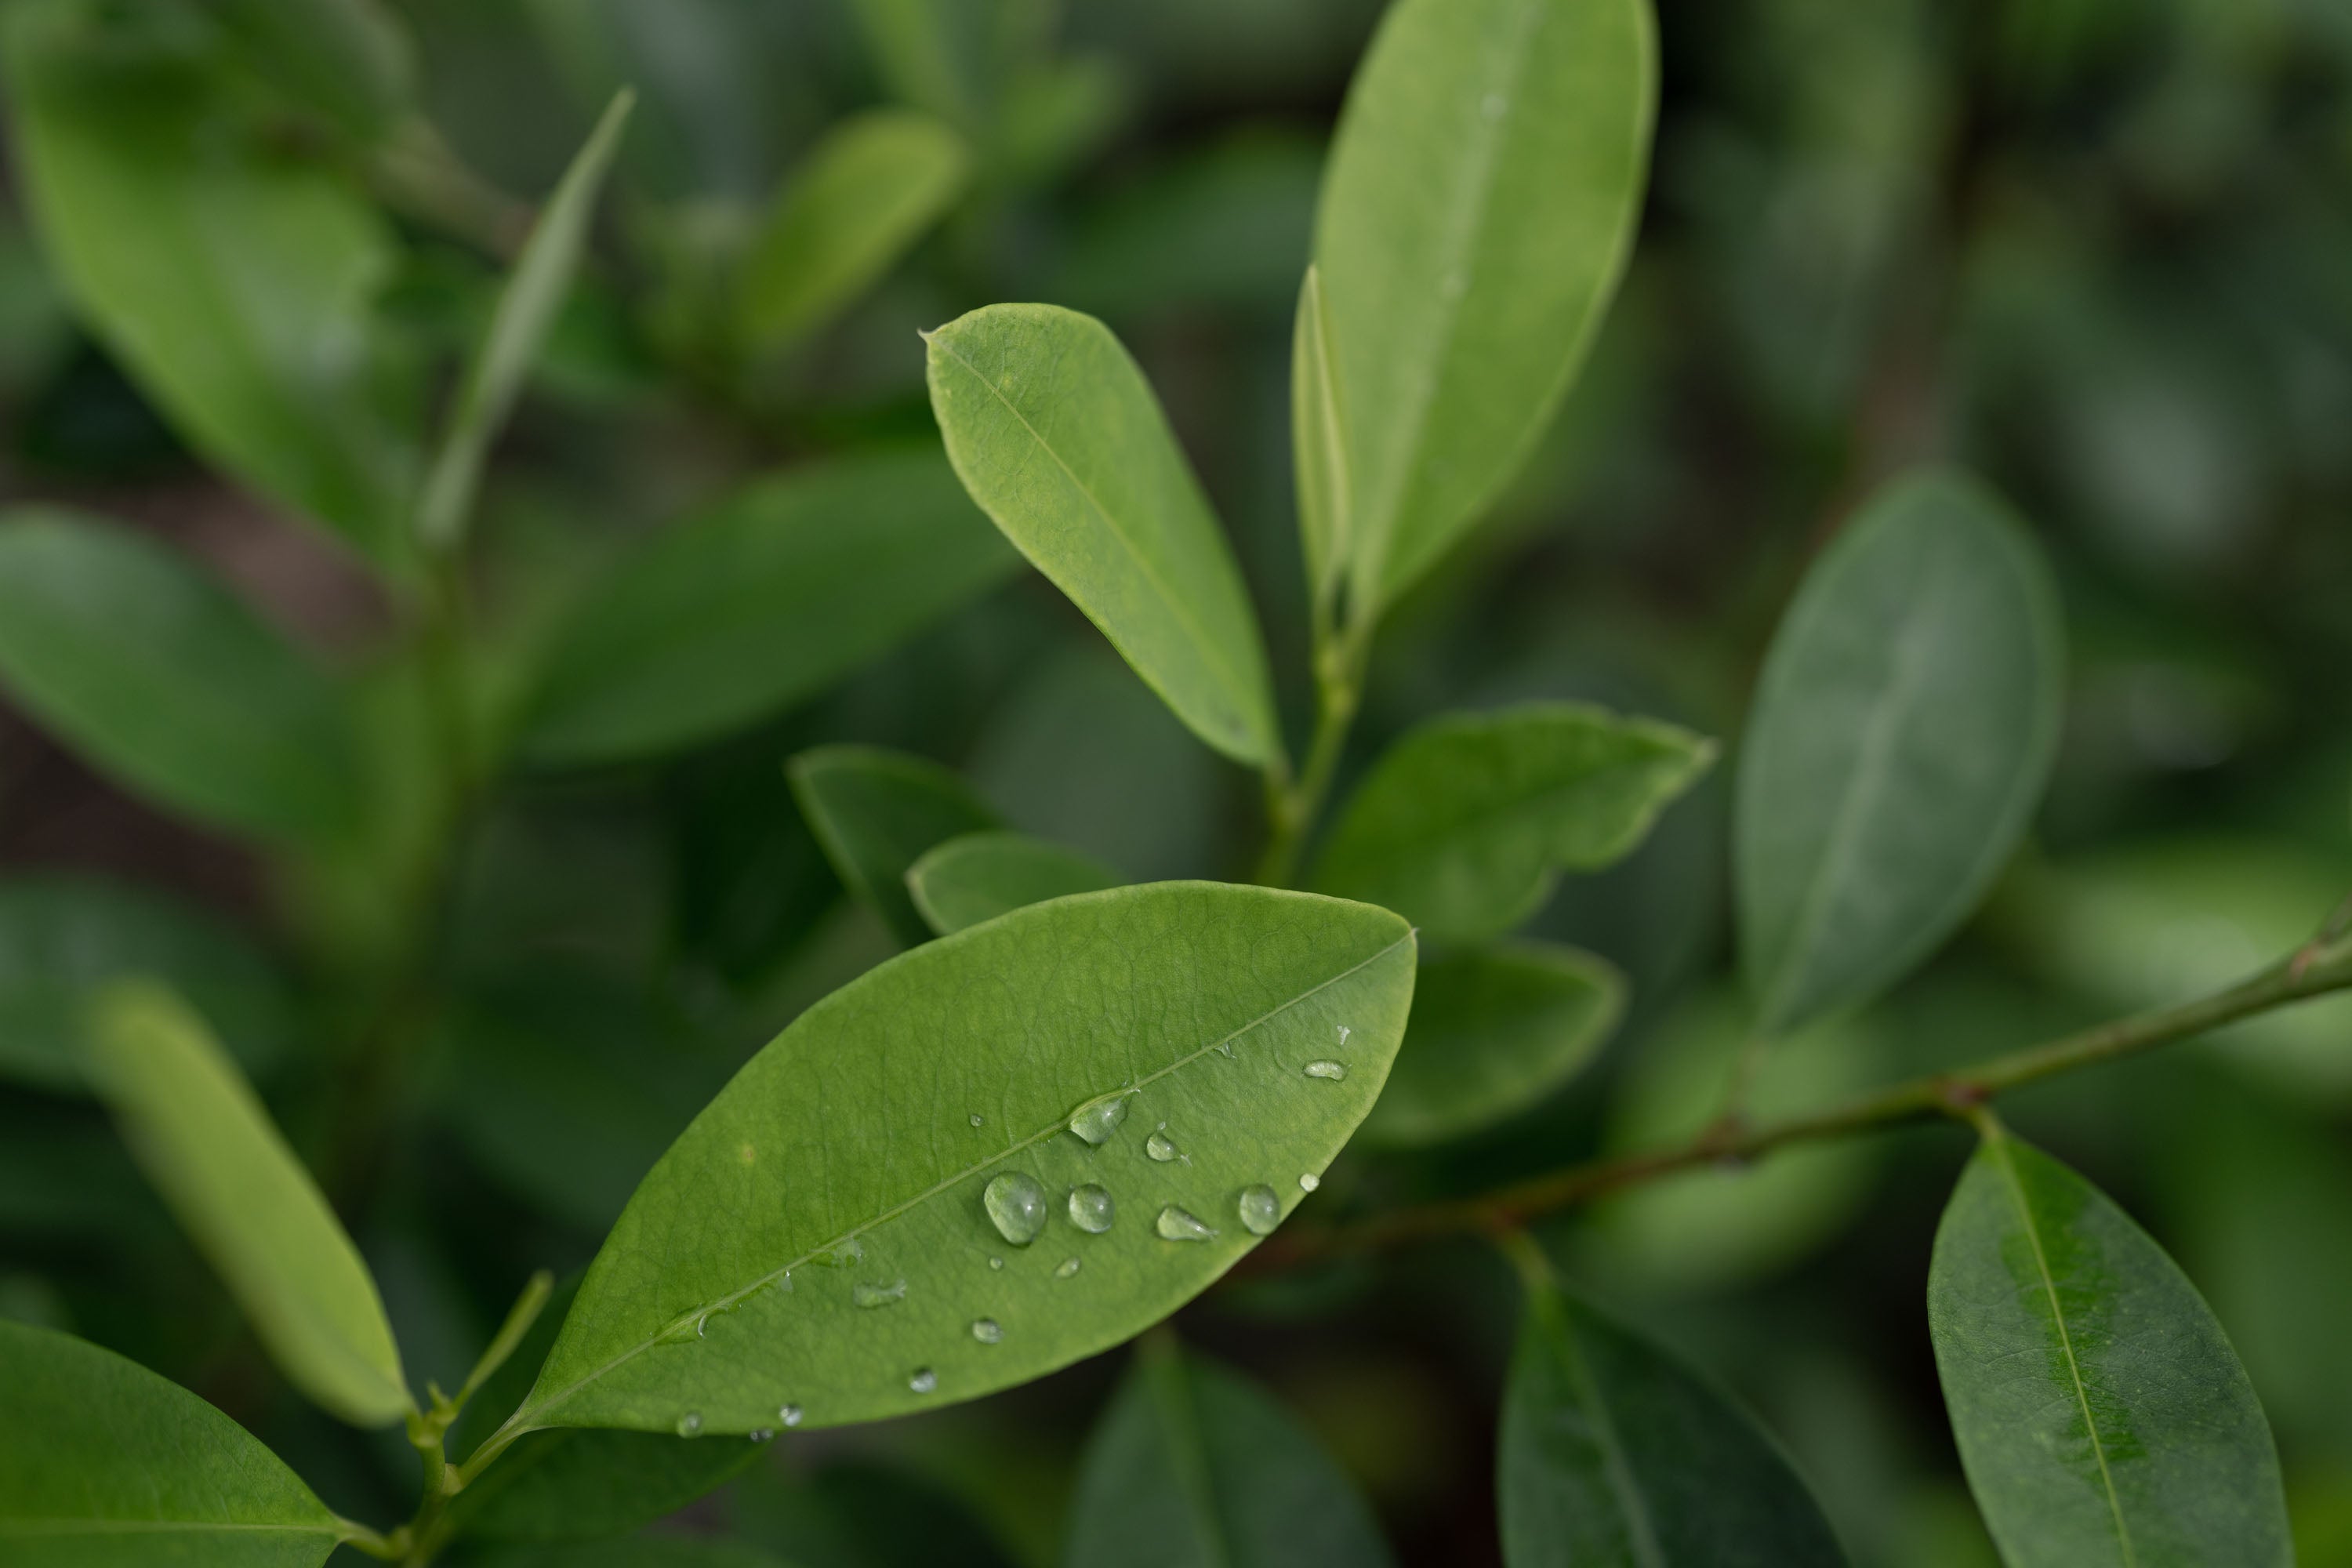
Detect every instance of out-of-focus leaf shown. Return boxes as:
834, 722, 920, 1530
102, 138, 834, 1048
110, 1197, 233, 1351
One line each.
1928, 1131, 2290, 1567
926, 303, 1282, 766
522, 449, 1018, 764
732, 1457, 1019, 1568
0, 1320, 352, 1565
207, 0, 416, 140
1053, 132, 1320, 320
1063, 1338, 1397, 1567
1312, 0, 1656, 608
907, 831, 1120, 936
849, 0, 993, 132
1737, 470, 2063, 1037
739, 110, 969, 354
1356, 941, 1621, 1149
1313, 702, 1714, 944
477, 1542, 788, 1568
788, 744, 1003, 948
484, 884, 1411, 1442
85, 982, 409, 1427
0, 510, 363, 846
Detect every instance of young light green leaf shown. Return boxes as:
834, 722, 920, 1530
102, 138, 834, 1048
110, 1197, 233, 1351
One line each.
1737, 470, 2064, 1037
208, 0, 416, 141
85, 982, 409, 1427
1356, 942, 1621, 1149
1064, 1338, 1398, 1568
788, 745, 1003, 948
1313, 702, 1714, 944
1927, 1131, 2290, 1568
1312, 0, 1656, 608
482, 883, 1413, 1449
0, 874, 292, 1094
0, 1320, 353, 1566
1291, 264, 1351, 615
1501, 1265, 1845, 1566
0, 510, 363, 846
739, 110, 970, 354
521, 449, 1018, 763
926, 303, 1282, 765
907, 831, 1121, 937
415, 89, 632, 550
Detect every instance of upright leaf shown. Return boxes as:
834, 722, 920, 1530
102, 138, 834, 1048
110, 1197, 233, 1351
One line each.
415, 89, 633, 550
788, 745, 1003, 948
1063, 1338, 1397, 1568
0, 1321, 351, 1566
1500, 1269, 1845, 1566
907, 831, 1121, 937
1290, 264, 1351, 613
926, 303, 1282, 765
207, 0, 416, 141
739, 110, 970, 354
0, 510, 363, 845
478, 884, 1413, 1447
85, 982, 409, 1427
1927, 1132, 2290, 1568
1313, 702, 1714, 944
522, 451, 1018, 764
1312, 0, 1656, 608
1737, 470, 2063, 1036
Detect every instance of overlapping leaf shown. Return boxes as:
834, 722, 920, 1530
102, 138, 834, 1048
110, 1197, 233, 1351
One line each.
908, 831, 1120, 936
788, 745, 1004, 947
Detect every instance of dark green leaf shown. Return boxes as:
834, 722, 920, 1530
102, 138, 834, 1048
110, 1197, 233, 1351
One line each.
477, 1542, 788, 1568
788, 744, 1003, 948
907, 831, 1121, 936
731, 1457, 1019, 1568
207, 0, 415, 141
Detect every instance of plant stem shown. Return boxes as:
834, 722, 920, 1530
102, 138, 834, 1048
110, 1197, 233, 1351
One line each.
1255, 623, 1367, 887
372, 118, 535, 260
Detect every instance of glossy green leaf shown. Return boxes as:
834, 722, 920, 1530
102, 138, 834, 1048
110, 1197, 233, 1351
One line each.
521, 450, 1018, 763
1356, 941, 1621, 1149
1927, 1132, 2290, 1568
85, 982, 409, 1427
739, 110, 970, 354
415, 90, 633, 550
0, 1319, 352, 1566
907, 831, 1121, 936
1500, 1269, 1846, 1566
926, 303, 1282, 765
484, 883, 1413, 1446
1063, 1338, 1397, 1568
2, 0, 415, 567
208, 0, 416, 141
1312, 0, 1656, 608
788, 744, 1004, 948
1737, 470, 2063, 1037
1313, 702, 1714, 944
0, 510, 363, 846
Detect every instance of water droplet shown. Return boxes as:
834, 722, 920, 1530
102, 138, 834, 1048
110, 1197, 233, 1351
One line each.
750, 1428, 775, 1443
1336, 1024, 1352, 1046
1068, 1183, 1116, 1232
1066, 1091, 1132, 1145
908, 1367, 938, 1395
1237, 1184, 1282, 1235
1055, 1255, 1082, 1279
811, 1236, 864, 1267
1304, 1060, 1348, 1080
779, 1272, 793, 1292
988, 1255, 1004, 1271
1299, 1172, 1321, 1192
971, 1317, 1003, 1344
984, 1171, 1048, 1246
1214, 1040, 1236, 1058
1145, 1129, 1183, 1163
1156, 1205, 1218, 1243
970, 1112, 985, 1127
1482, 92, 1508, 121
853, 1279, 907, 1308
676, 1412, 703, 1436
695, 1314, 709, 1338
779, 1403, 804, 1428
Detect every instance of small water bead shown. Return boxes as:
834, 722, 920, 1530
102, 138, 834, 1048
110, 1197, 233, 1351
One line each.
750, 1428, 775, 1443
695, 1314, 709, 1338
1237, 1185, 1282, 1236
779, 1403, 804, 1428
908, 1367, 938, 1395
984, 1171, 1048, 1246
1156, 1205, 1218, 1243
1303, 1060, 1348, 1080
852, 1279, 907, 1308
969, 1113, 984, 1127
811, 1236, 864, 1267
676, 1412, 703, 1437
1068, 1183, 1116, 1233
1213, 1040, 1236, 1059
1299, 1172, 1321, 1192
1337, 1024, 1352, 1046
971, 1317, 1003, 1345
988, 1255, 1004, 1270
1055, 1255, 1083, 1279
1145, 1127, 1184, 1163
1066, 1091, 1132, 1145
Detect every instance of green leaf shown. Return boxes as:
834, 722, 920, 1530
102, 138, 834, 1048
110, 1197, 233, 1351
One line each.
85, 982, 409, 1427
1927, 1131, 2290, 1568
907, 831, 1121, 937
1291, 264, 1350, 614
1500, 1268, 1846, 1566
1355, 941, 1621, 1149
1737, 470, 2064, 1037
2, 0, 416, 568
1312, 702, 1714, 944
477, 1542, 788, 1568
208, 0, 416, 141
0, 874, 292, 1094
925, 303, 1282, 766
1311, 0, 1656, 608
731, 1457, 1019, 1568
415, 89, 633, 550
521, 450, 1018, 764
0, 510, 363, 846
739, 110, 970, 354
0, 1319, 351, 1566
788, 745, 1004, 949
1063, 1338, 1397, 1567
488, 883, 1413, 1444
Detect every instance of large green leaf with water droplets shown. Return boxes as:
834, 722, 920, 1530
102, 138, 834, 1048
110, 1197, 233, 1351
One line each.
908, 831, 1121, 937
1737, 470, 2063, 1037
926, 303, 1281, 765
1927, 1132, 2290, 1568
1062, 1338, 1397, 1568
1313, 702, 1713, 944
1500, 1270, 1845, 1566
488, 883, 1413, 1447
788, 744, 1004, 948
0, 1320, 352, 1566
85, 982, 409, 1427
1312, 0, 1655, 609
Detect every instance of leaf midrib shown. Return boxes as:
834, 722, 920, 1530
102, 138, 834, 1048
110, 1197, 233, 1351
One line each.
1147, 1349, 1234, 1568
0, 1519, 337, 1537
1548, 1298, 1665, 1568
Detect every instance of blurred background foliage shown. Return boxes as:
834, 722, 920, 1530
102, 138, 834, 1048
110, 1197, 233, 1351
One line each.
1, 0, 2349, 1563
